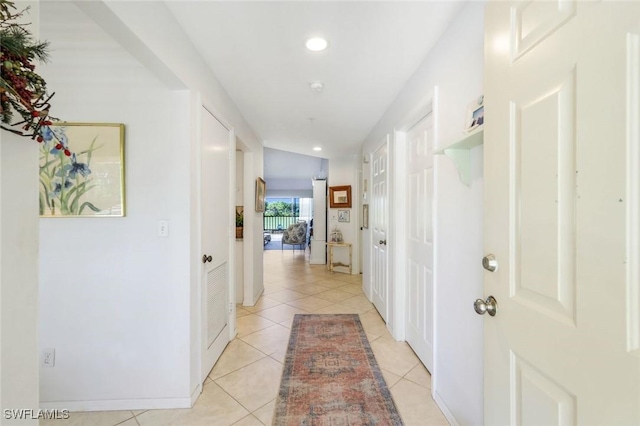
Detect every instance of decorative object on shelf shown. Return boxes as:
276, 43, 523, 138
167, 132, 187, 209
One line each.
235, 206, 243, 239
363, 204, 369, 229
255, 177, 266, 212
1, 0, 56, 139
338, 209, 350, 223
329, 185, 352, 208
39, 123, 125, 217
329, 226, 343, 243
465, 95, 484, 132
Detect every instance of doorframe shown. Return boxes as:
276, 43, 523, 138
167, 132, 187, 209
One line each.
391, 86, 438, 361
193, 92, 237, 390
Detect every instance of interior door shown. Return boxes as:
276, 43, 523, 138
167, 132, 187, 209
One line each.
371, 137, 389, 320
405, 114, 434, 372
201, 107, 231, 382
483, 1, 640, 424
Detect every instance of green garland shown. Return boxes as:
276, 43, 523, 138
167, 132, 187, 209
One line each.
0, 0, 54, 139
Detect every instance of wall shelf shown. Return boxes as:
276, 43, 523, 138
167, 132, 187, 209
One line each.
434, 127, 483, 186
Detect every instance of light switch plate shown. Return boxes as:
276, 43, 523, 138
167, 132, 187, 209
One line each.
158, 220, 169, 237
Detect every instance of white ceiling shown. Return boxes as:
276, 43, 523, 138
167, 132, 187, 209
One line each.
167, 1, 465, 158
263, 147, 328, 180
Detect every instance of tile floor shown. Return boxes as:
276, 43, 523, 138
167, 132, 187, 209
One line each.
44, 249, 448, 426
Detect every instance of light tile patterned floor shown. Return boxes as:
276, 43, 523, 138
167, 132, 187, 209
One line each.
44, 250, 448, 426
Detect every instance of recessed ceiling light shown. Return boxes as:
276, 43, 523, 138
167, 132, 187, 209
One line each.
313, 147, 322, 151
306, 37, 328, 52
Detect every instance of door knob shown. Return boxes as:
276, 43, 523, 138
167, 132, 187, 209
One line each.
474, 296, 498, 316
202, 254, 212, 263
379, 240, 387, 245
482, 254, 498, 272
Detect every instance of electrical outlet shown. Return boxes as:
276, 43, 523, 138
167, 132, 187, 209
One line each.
228, 303, 233, 313
43, 348, 55, 367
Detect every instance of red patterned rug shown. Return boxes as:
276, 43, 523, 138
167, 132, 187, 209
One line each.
273, 314, 403, 425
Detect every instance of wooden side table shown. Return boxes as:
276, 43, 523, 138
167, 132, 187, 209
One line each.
327, 242, 352, 274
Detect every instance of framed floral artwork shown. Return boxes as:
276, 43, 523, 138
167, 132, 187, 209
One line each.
329, 185, 352, 208
39, 123, 125, 217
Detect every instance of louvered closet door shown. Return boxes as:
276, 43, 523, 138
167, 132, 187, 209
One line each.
201, 107, 231, 382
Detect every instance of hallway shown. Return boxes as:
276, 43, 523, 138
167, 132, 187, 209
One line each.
43, 250, 448, 426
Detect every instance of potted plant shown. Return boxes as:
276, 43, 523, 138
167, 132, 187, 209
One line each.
235, 207, 243, 239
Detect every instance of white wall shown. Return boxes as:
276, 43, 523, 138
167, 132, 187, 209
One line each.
265, 179, 313, 199
236, 152, 244, 303
361, 2, 485, 425
39, 2, 193, 409
74, 0, 266, 394
0, 1, 40, 422
242, 152, 263, 305
328, 155, 361, 274
1, 134, 40, 425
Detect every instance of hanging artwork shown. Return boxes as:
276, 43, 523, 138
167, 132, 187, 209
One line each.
329, 185, 352, 208
255, 177, 266, 212
39, 123, 125, 217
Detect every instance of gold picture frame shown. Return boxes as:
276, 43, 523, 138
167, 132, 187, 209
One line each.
329, 185, 352, 208
39, 122, 125, 217
255, 177, 266, 212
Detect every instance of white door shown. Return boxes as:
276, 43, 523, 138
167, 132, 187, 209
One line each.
201, 107, 231, 382
371, 137, 389, 320
483, 1, 640, 424
405, 114, 434, 372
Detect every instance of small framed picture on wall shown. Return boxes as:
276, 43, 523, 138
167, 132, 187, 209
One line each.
338, 210, 350, 223
329, 185, 352, 208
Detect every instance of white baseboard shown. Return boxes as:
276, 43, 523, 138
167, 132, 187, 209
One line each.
191, 383, 203, 406
433, 389, 460, 426
40, 396, 193, 412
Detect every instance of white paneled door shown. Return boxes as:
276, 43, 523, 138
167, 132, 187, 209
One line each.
201, 107, 231, 383
484, 1, 640, 424
404, 114, 434, 373
371, 137, 389, 321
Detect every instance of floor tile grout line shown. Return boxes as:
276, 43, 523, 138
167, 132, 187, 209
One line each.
249, 398, 278, 423
208, 351, 272, 382
234, 413, 267, 426
207, 380, 260, 422
111, 411, 137, 426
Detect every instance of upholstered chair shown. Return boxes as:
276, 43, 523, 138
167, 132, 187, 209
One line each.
282, 221, 307, 252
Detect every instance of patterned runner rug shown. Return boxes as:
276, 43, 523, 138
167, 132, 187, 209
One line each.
273, 314, 404, 425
